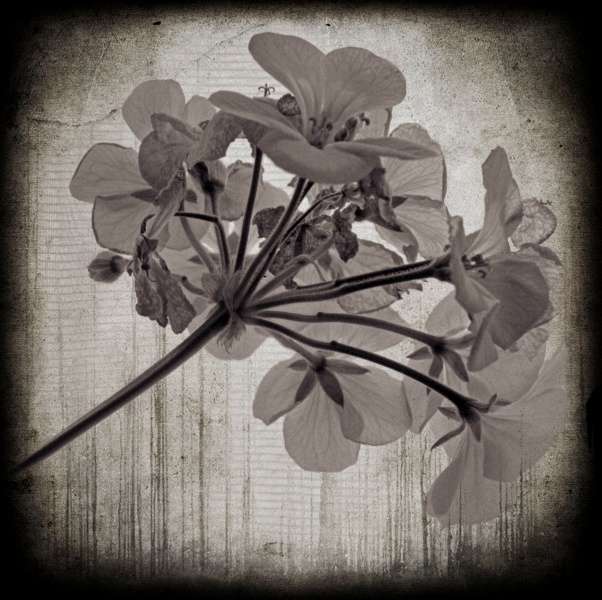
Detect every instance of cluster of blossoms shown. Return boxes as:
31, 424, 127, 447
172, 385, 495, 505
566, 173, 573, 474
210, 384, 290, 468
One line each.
22, 33, 567, 526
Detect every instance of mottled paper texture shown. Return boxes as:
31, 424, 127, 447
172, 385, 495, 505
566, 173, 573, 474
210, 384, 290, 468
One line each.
5, 6, 596, 596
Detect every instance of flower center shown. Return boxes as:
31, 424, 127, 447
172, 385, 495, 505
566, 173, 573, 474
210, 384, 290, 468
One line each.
308, 114, 333, 148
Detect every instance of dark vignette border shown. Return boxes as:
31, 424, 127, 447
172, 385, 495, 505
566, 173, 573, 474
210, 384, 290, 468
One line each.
1, 1, 599, 598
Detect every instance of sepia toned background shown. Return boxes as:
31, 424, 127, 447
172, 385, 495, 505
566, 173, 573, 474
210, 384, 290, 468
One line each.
3, 4, 598, 597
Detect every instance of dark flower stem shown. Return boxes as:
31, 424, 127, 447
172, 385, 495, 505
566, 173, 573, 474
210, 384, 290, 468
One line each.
178, 214, 217, 272
15, 306, 230, 473
279, 189, 340, 244
246, 254, 450, 311
234, 148, 263, 271
252, 237, 335, 301
208, 191, 231, 273
244, 316, 475, 417
235, 177, 307, 304
250, 309, 445, 348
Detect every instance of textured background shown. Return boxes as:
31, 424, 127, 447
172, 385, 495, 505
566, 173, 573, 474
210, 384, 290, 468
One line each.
3, 4, 598, 597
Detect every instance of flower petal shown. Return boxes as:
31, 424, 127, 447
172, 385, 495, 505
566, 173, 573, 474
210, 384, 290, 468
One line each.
70, 144, 150, 203
427, 429, 516, 526
481, 346, 568, 482
425, 292, 470, 336
338, 367, 410, 445
338, 136, 440, 163
253, 358, 307, 425
164, 196, 211, 251
258, 130, 379, 184
377, 197, 450, 260
324, 46, 406, 126
205, 324, 267, 361
327, 239, 404, 313
477, 257, 549, 349
381, 123, 446, 201
467, 147, 522, 257
92, 193, 156, 254
138, 116, 200, 191
209, 91, 301, 139
122, 79, 186, 141
248, 33, 327, 130
283, 387, 360, 472
182, 95, 216, 128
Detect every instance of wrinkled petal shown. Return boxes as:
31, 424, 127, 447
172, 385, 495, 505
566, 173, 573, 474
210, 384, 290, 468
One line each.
188, 111, 244, 163
70, 144, 150, 203
510, 197, 557, 247
122, 79, 186, 141
338, 367, 410, 445
253, 358, 307, 425
283, 387, 360, 472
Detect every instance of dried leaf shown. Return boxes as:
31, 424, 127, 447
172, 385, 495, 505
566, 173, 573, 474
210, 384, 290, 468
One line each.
510, 197, 557, 247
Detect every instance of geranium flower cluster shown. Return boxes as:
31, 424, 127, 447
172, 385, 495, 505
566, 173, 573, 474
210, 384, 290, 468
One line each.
19, 32, 568, 526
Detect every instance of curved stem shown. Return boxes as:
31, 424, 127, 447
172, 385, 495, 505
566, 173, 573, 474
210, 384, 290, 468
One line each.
179, 214, 217, 273
247, 254, 449, 312
234, 148, 263, 271
244, 316, 474, 417
250, 309, 444, 348
15, 306, 230, 473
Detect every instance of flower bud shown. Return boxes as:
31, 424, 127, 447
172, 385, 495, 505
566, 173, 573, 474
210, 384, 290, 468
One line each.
87, 251, 129, 283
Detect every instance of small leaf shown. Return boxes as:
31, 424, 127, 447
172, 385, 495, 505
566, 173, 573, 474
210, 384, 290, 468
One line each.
288, 359, 309, 371
317, 369, 345, 407
295, 370, 318, 403
252, 206, 286, 238
441, 347, 470, 382
431, 421, 465, 450
332, 209, 358, 262
406, 346, 432, 361
153, 262, 197, 334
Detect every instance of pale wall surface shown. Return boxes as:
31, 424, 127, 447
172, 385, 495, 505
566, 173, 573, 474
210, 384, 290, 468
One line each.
6, 6, 595, 595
